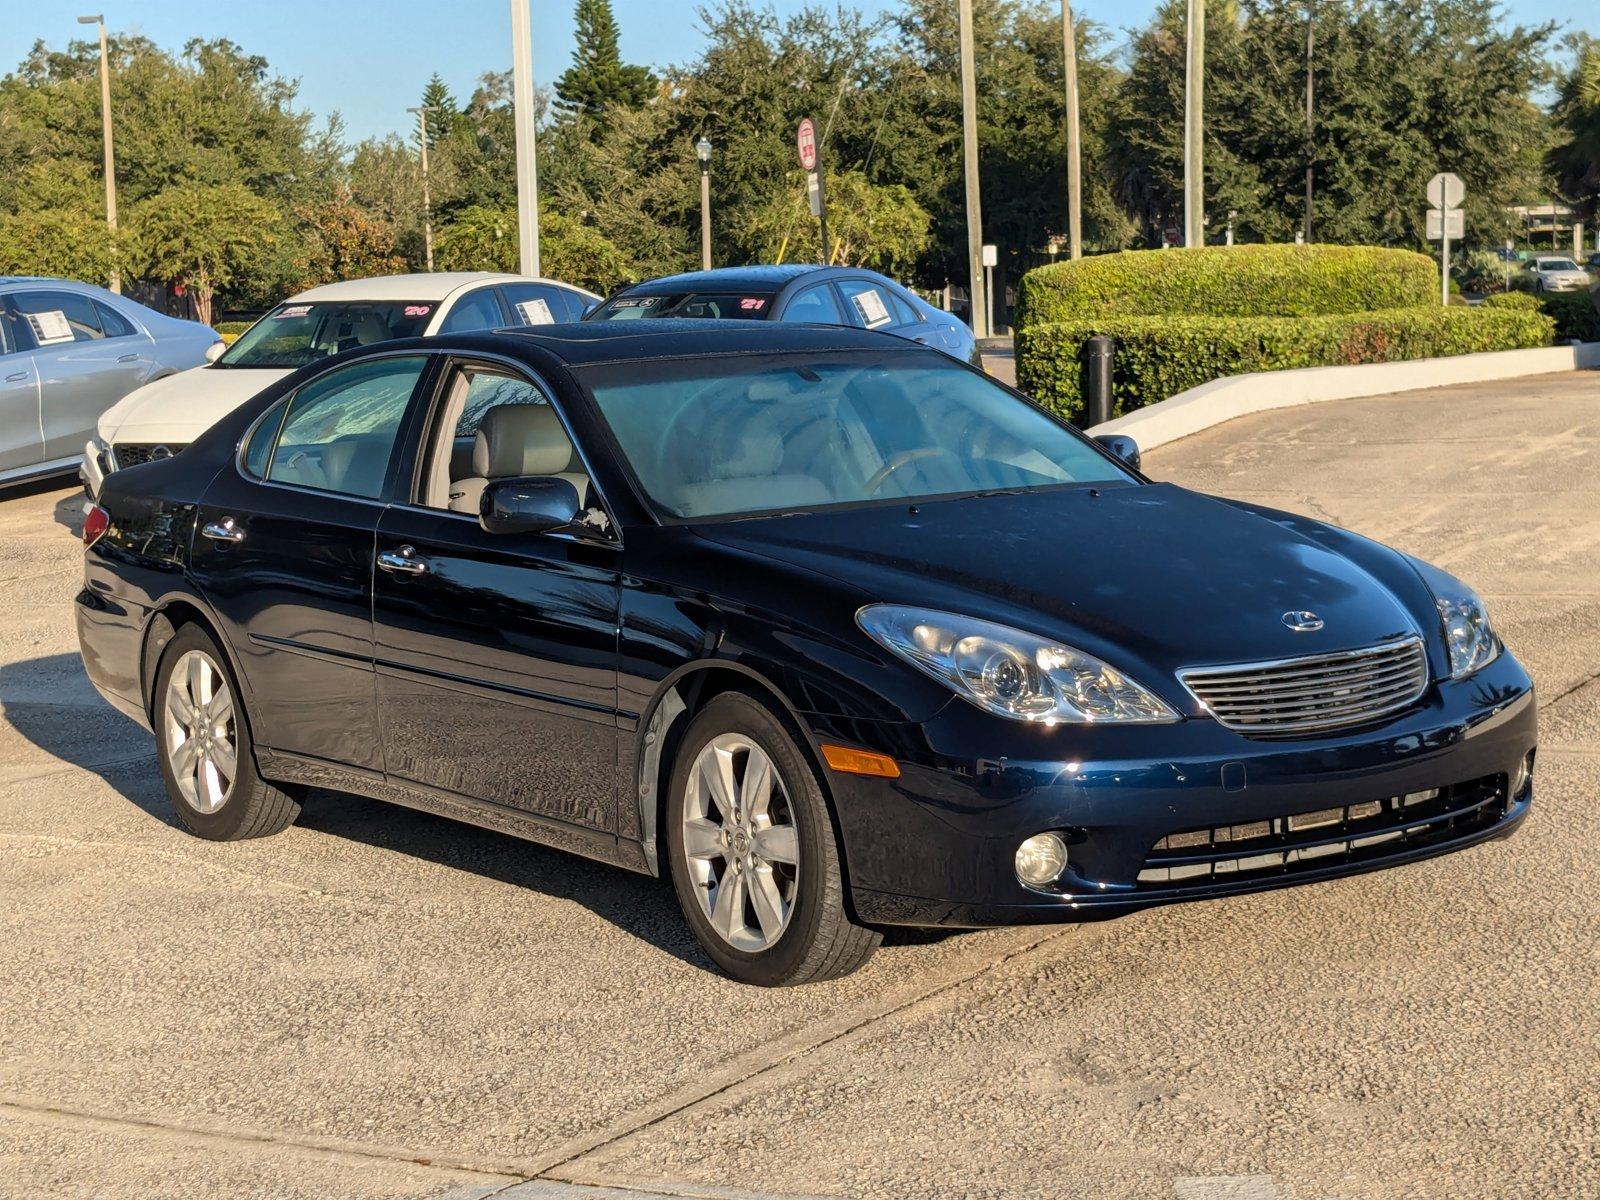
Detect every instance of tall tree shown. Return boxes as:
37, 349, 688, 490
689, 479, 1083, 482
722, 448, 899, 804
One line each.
554, 0, 656, 120
129, 181, 283, 323
1550, 35, 1600, 223
1112, 0, 1553, 248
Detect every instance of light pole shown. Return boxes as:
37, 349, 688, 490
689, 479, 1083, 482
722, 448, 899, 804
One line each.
696, 137, 712, 271
509, 0, 541, 276
1303, 0, 1315, 244
407, 104, 437, 272
1182, 0, 1205, 248
78, 14, 119, 292
957, 0, 989, 339
1061, 1, 1082, 260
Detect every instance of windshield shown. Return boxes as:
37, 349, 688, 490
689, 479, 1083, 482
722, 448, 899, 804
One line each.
587, 293, 775, 321
217, 300, 437, 368
1538, 259, 1579, 272
579, 351, 1135, 520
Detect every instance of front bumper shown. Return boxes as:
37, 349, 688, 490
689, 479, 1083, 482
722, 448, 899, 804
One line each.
819, 651, 1536, 928
80, 440, 108, 500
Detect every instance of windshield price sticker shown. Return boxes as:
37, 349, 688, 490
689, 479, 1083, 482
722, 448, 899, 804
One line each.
740, 297, 767, 311
851, 288, 892, 329
516, 297, 555, 325
613, 296, 661, 309
275, 305, 312, 320
403, 304, 432, 318
26, 310, 75, 345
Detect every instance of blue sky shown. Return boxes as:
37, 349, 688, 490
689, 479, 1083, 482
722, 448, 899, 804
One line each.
4, 0, 1596, 143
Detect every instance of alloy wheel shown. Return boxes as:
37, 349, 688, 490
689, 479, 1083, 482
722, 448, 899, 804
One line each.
162, 649, 238, 814
681, 733, 800, 952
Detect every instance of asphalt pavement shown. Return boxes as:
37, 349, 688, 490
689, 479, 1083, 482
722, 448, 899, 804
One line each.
2, 369, 1597, 1199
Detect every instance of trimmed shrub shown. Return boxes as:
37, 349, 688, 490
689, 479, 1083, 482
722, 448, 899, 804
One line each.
1015, 244, 1438, 327
1538, 291, 1600, 343
1016, 307, 1555, 422
1483, 291, 1541, 311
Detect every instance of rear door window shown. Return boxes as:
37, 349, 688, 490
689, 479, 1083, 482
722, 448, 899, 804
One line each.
438, 288, 508, 333
263, 356, 428, 499
835, 280, 898, 331
10, 289, 106, 346
780, 283, 847, 325
502, 283, 582, 325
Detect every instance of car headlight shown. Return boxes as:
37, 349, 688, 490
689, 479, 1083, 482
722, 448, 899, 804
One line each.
1408, 559, 1500, 679
857, 604, 1179, 725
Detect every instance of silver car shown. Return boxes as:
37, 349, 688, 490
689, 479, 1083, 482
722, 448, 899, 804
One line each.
1, 277, 220, 487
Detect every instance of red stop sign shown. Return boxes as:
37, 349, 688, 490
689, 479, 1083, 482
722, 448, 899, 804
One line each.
796, 118, 817, 172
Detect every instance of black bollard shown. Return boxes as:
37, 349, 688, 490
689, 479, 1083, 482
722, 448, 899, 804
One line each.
1082, 335, 1114, 427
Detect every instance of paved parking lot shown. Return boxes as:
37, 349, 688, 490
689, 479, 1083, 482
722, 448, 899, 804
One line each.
2, 370, 1597, 1200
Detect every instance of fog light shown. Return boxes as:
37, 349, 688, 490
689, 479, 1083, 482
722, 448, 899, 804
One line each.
1511, 752, 1533, 799
1015, 832, 1068, 888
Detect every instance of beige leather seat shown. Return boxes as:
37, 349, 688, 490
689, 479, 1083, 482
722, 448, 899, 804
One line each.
448, 403, 589, 515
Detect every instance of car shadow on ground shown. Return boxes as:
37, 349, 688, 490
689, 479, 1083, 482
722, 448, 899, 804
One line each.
0, 474, 86, 537
0, 653, 957, 967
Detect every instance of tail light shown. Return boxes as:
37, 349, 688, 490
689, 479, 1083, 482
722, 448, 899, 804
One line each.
83, 505, 111, 549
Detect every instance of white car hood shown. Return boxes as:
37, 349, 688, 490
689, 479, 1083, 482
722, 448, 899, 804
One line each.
98, 366, 293, 444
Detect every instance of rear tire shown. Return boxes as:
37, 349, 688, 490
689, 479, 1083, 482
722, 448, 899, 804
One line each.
665, 693, 880, 986
153, 624, 303, 841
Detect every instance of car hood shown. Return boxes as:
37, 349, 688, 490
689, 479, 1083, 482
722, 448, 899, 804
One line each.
97, 366, 293, 443
693, 483, 1429, 699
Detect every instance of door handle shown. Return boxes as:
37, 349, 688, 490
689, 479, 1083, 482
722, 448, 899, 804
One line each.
117, 353, 140, 363
377, 545, 429, 576
4, 371, 27, 383
200, 517, 244, 543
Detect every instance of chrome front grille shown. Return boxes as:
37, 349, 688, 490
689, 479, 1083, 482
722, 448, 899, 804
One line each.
113, 443, 187, 469
1180, 637, 1429, 736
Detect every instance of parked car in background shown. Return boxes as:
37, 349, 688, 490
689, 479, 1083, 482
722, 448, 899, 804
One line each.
77, 322, 1534, 985
585, 265, 980, 365
1526, 257, 1591, 293
81, 272, 600, 499
1, 277, 219, 487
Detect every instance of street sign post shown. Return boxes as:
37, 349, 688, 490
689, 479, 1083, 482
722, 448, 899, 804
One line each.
796, 118, 829, 263
981, 244, 998, 334
1426, 172, 1465, 306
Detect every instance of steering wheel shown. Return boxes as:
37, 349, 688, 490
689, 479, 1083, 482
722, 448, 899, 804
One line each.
864, 447, 965, 496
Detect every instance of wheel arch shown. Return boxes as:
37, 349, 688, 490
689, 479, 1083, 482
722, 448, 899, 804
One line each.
634, 660, 842, 885
139, 592, 258, 735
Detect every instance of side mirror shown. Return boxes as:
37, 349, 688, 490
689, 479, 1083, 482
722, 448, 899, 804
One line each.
480, 476, 580, 535
204, 341, 226, 364
1094, 434, 1141, 472
581, 301, 598, 318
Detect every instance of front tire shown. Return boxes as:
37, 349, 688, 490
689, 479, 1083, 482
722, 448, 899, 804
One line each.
154, 624, 303, 841
665, 693, 880, 985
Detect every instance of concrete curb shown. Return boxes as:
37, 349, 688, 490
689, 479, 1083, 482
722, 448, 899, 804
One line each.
1086, 341, 1600, 451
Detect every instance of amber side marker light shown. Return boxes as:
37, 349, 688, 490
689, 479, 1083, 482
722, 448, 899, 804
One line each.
820, 743, 901, 779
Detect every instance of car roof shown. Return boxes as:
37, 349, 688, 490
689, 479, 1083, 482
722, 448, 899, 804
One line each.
0, 275, 98, 289
287, 272, 595, 303
480, 319, 914, 366
611, 265, 833, 295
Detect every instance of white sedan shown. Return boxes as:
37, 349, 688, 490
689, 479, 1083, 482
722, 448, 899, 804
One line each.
1526, 257, 1591, 294
82, 272, 599, 499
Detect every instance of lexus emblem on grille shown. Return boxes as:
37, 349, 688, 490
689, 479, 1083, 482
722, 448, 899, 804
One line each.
1282, 610, 1324, 632
148, 445, 173, 461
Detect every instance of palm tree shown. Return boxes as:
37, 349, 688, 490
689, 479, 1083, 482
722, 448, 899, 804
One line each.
1549, 38, 1600, 222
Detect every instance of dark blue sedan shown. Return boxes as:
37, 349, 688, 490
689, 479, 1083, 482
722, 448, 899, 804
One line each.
586, 265, 980, 365
74, 323, 1534, 985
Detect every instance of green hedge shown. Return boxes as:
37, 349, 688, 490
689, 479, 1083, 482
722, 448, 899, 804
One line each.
1016, 307, 1556, 422
1486, 289, 1599, 342
1015, 245, 1439, 327
215, 320, 252, 336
